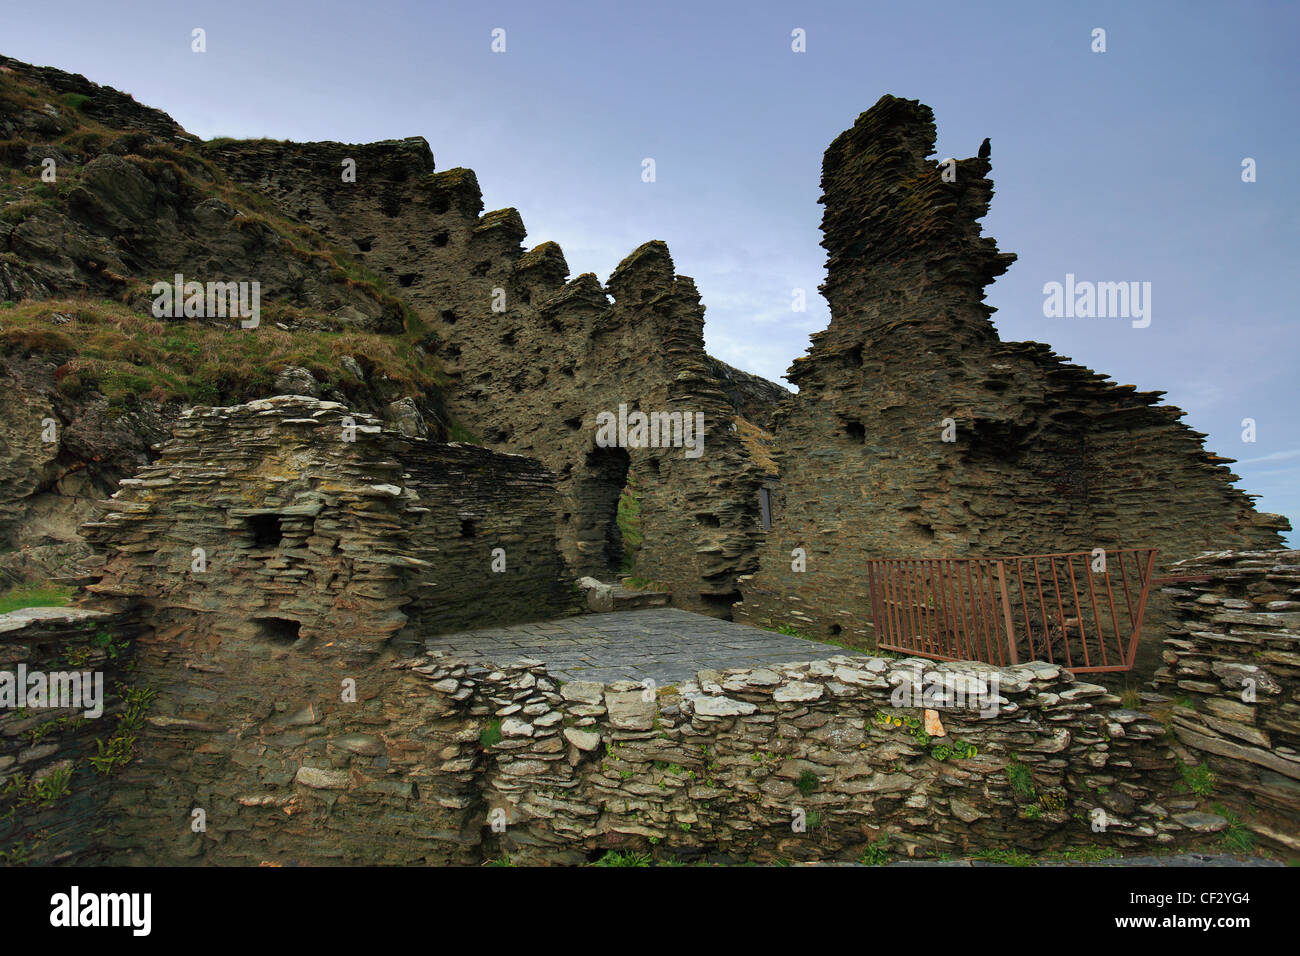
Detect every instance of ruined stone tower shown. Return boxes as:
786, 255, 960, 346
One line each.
734, 95, 1288, 663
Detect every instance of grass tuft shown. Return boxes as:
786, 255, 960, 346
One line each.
0, 583, 74, 614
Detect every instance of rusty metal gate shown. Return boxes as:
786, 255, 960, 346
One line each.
865, 548, 1158, 673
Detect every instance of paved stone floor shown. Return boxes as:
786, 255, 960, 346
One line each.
422, 608, 845, 684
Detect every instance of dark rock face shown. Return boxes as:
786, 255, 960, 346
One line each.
0, 57, 396, 327
1157, 550, 1300, 855
0, 353, 169, 587
0, 56, 184, 137
734, 96, 1288, 668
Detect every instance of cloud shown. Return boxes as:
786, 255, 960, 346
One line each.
1235, 448, 1300, 466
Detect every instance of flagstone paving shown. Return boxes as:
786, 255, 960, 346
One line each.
422, 607, 846, 685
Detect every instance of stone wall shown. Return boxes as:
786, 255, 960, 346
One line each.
71, 613, 1205, 865
0, 605, 141, 864
1157, 549, 1300, 854
734, 96, 1288, 674
472, 655, 1193, 864
80, 395, 576, 650
206, 139, 780, 615
92, 612, 485, 865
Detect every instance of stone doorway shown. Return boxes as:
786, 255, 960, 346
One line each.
574, 445, 631, 576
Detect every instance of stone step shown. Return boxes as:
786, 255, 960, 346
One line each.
611, 588, 672, 611
576, 576, 672, 612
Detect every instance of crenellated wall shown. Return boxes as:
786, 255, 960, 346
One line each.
206, 139, 779, 615
734, 96, 1288, 671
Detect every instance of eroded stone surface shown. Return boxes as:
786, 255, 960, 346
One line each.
733, 96, 1288, 675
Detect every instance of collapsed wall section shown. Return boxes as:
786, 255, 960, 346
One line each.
735, 96, 1288, 664
80, 394, 575, 651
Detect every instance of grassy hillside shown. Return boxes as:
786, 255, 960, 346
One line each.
0, 64, 446, 417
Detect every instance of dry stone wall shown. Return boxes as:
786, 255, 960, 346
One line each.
206, 139, 779, 615
1157, 549, 1300, 854
75, 626, 1199, 865
472, 655, 1191, 864
80, 395, 576, 651
735, 96, 1288, 670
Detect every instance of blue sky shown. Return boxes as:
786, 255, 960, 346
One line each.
5, 0, 1297, 540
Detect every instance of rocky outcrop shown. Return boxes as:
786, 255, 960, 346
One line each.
1157, 550, 1300, 854
0, 57, 451, 584
0, 352, 169, 587
0, 56, 185, 138
734, 96, 1288, 671
0, 58, 398, 329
